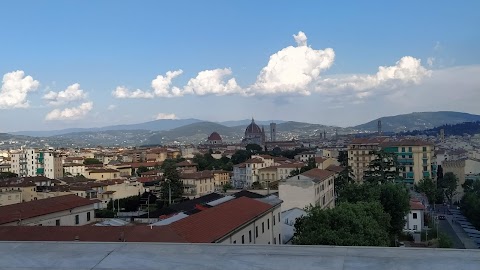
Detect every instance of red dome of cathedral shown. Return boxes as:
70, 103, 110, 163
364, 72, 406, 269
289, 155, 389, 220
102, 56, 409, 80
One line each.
245, 118, 262, 134
207, 132, 222, 141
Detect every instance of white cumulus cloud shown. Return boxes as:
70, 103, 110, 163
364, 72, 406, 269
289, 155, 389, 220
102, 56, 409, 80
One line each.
45, 102, 93, 121
112, 86, 154, 99
183, 68, 242, 96
43, 83, 87, 105
293, 31, 308, 46
315, 56, 431, 98
251, 31, 335, 95
152, 70, 183, 97
0, 70, 39, 109
155, 113, 178, 120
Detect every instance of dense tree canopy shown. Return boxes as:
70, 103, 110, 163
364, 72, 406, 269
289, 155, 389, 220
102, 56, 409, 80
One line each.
438, 172, 458, 203
193, 153, 233, 171
334, 166, 355, 199
83, 158, 102, 165
338, 182, 410, 239
415, 177, 437, 205
0, 172, 17, 179
337, 150, 348, 167
461, 178, 480, 230
293, 202, 391, 246
160, 161, 183, 204
363, 150, 402, 184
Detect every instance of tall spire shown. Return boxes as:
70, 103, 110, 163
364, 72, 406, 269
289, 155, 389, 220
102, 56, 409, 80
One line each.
251, 117, 255, 123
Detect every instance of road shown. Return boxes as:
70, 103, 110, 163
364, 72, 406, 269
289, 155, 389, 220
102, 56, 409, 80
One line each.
434, 204, 478, 249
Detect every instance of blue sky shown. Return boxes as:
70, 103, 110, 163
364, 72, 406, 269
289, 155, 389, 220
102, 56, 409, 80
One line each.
1, 0, 479, 132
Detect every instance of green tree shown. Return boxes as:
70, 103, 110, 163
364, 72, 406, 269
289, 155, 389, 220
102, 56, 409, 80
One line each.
337, 150, 348, 167
335, 166, 355, 199
363, 150, 402, 184
288, 158, 317, 177
415, 177, 437, 205
379, 183, 410, 238
438, 172, 458, 203
231, 150, 251, 164
160, 161, 183, 204
0, 172, 18, 179
222, 182, 233, 192
136, 166, 149, 176
251, 181, 262, 189
246, 143, 262, 154
338, 182, 410, 240
83, 158, 102, 165
293, 202, 390, 246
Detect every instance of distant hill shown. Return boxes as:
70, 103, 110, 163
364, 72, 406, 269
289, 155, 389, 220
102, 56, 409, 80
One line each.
147, 122, 243, 145
354, 111, 480, 133
401, 121, 480, 136
11, 118, 203, 137
219, 119, 286, 127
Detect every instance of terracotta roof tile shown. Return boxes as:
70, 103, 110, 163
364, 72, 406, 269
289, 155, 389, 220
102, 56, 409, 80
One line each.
0, 226, 185, 242
0, 195, 97, 225
170, 197, 274, 243
301, 168, 336, 182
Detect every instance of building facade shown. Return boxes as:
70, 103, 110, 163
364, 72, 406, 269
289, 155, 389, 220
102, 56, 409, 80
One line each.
279, 168, 336, 211
11, 149, 63, 179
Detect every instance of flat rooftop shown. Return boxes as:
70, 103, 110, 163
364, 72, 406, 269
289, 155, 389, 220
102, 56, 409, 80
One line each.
0, 242, 479, 269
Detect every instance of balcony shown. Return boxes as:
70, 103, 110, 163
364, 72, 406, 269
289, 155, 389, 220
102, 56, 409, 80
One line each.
406, 172, 414, 179
423, 172, 430, 178
36, 168, 44, 175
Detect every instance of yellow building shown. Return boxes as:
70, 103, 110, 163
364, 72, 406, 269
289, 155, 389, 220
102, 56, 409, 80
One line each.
212, 170, 230, 191
180, 171, 215, 198
86, 169, 121, 180
348, 138, 435, 185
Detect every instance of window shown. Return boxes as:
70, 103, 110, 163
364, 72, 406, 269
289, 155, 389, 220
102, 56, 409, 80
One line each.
422, 147, 427, 152
75, 215, 79, 225
274, 237, 276, 244
402, 147, 405, 152
408, 147, 412, 152
262, 222, 265, 233
423, 166, 428, 172
241, 235, 245, 244
256, 226, 258, 238
56, 219, 60, 226
279, 234, 281, 244
87, 212, 91, 221
413, 225, 418, 230
233, 240, 236, 244
413, 213, 418, 219
278, 212, 280, 222
267, 219, 270, 230
273, 216, 275, 226
249, 230, 252, 243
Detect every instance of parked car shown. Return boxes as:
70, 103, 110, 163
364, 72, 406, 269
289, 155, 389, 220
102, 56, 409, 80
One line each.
438, 215, 446, 220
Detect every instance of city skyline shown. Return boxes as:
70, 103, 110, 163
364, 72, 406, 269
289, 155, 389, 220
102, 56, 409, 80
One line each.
1, 1, 479, 132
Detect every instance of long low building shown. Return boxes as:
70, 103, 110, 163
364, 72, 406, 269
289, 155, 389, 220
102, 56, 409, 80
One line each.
0, 242, 477, 269
0, 194, 99, 226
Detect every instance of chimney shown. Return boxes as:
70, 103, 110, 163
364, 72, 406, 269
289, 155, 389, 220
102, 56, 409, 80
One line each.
74, 236, 79, 241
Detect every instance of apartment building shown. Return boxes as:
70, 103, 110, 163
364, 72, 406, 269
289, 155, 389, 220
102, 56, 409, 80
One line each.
212, 170, 230, 191
10, 149, 63, 179
348, 138, 435, 185
279, 168, 336, 211
382, 140, 436, 185
180, 171, 215, 198
347, 138, 387, 183
63, 163, 86, 177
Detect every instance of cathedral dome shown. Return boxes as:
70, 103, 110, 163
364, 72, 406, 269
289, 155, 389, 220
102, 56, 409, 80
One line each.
245, 118, 262, 134
207, 132, 222, 141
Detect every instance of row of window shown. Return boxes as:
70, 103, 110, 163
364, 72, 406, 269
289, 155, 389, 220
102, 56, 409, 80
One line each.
233, 213, 281, 244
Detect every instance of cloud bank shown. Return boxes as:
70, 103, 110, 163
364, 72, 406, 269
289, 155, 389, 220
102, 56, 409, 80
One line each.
0, 70, 39, 109
112, 31, 430, 102
43, 83, 87, 105
155, 113, 178, 120
45, 102, 93, 121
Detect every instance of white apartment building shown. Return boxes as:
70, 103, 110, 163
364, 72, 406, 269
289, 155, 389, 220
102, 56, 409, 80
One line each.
63, 163, 86, 177
279, 168, 336, 211
10, 149, 63, 179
